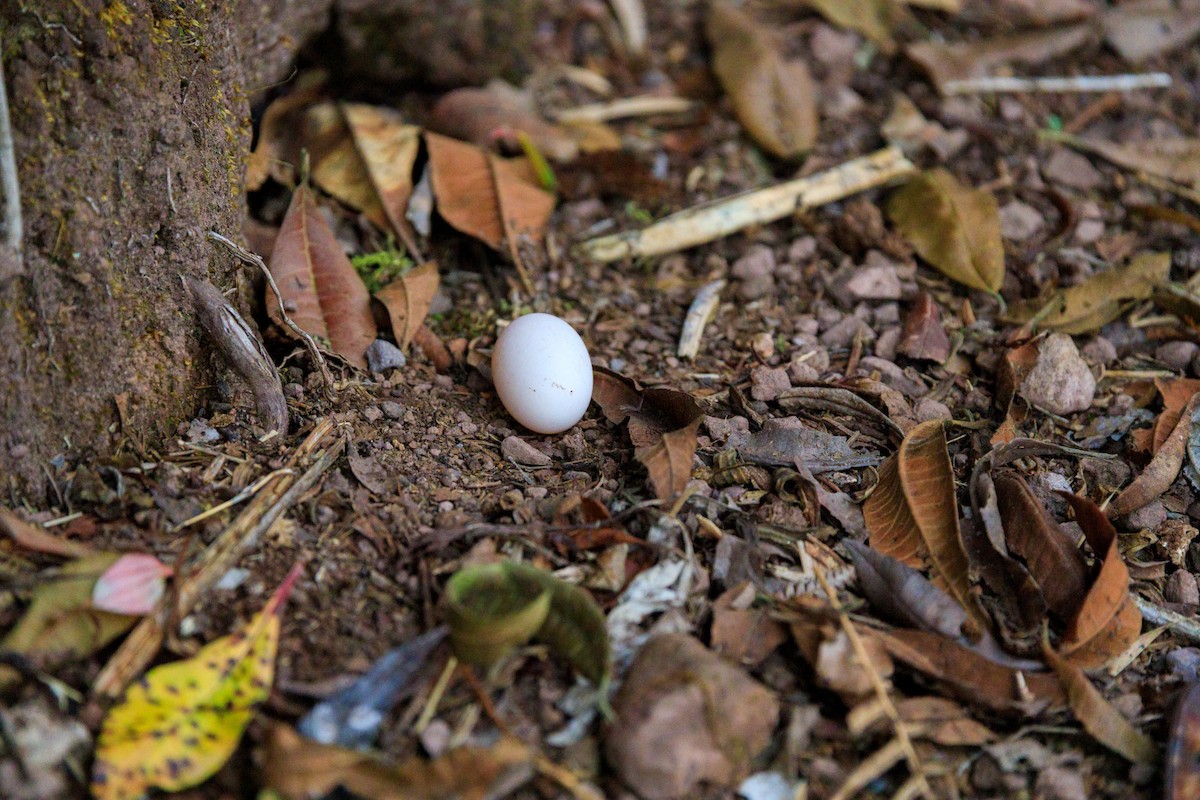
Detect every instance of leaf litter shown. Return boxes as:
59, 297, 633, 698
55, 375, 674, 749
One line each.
15, 1, 1200, 798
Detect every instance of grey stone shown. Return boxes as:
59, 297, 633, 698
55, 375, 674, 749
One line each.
1164, 570, 1200, 605
1080, 337, 1118, 365
1019, 333, 1095, 415
999, 200, 1044, 242
380, 401, 405, 420
1043, 148, 1104, 191
501, 435, 551, 467
366, 339, 407, 373
750, 366, 791, 402
1157, 340, 1199, 372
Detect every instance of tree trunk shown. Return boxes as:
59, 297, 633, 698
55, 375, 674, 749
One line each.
0, 1, 327, 499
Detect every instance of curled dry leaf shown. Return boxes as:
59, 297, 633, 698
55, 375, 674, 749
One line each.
874, 627, 1065, 716
429, 83, 578, 162
905, 23, 1094, 92
592, 366, 704, 498
1152, 378, 1200, 453
887, 169, 1004, 294
898, 292, 951, 363
91, 553, 173, 616
710, 583, 789, 668
425, 132, 555, 251
1167, 681, 1200, 800
1109, 393, 1200, 519
992, 340, 1038, 445
1042, 633, 1156, 765
374, 261, 440, 350
443, 562, 610, 689
268, 184, 377, 368
1061, 134, 1200, 190
705, 2, 818, 160
863, 420, 989, 630
1058, 493, 1142, 668
264, 723, 534, 800
993, 473, 1088, 623
1006, 251, 1170, 334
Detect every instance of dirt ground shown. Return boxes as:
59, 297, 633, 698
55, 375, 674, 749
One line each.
6, 1, 1200, 799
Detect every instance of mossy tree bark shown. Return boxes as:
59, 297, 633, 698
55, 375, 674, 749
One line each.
0, 0, 330, 499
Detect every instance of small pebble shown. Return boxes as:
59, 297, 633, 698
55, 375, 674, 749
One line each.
844, 261, 902, 300
365, 339, 407, 373
914, 397, 952, 422
1019, 333, 1095, 415
380, 401, 405, 420
1080, 337, 1118, 365
1043, 148, 1104, 191
1166, 647, 1200, 682
1164, 570, 1200, 605
1124, 499, 1167, 531
750, 366, 791, 402
999, 200, 1044, 242
1157, 340, 1199, 372
501, 435, 552, 467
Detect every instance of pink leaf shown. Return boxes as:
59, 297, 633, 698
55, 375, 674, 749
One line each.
92, 554, 173, 615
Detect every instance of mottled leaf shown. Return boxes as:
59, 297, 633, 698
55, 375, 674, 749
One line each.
91, 554, 173, 616
91, 564, 303, 800
888, 169, 1004, 294
268, 183, 378, 368
1058, 494, 1142, 668
375, 261, 440, 350
1043, 632, 1156, 764
863, 420, 989, 629
705, 2, 818, 159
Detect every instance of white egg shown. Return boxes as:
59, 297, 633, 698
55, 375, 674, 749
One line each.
491, 313, 594, 434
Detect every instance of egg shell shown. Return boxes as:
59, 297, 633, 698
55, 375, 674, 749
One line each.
491, 313, 593, 434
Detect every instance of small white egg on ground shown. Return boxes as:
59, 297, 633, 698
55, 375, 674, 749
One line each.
491, 313, 594, 434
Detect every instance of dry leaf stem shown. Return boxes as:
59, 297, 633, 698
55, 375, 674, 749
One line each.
578, 147, 914, 262
207, 231, 336, 400
92, 420, 344, 699
815, 565, 935, 800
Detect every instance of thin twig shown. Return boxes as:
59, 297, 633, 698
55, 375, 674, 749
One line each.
1135, 594, 1200, 644
815, 564, 934, 800
944, 73, 1171, 95
0, 53, 23, 270
206, 231, 336, 400
92, 420, 343, 699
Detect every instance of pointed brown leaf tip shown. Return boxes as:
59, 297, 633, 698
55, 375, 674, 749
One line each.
898, 292, 951, 363
887, 169, 1004, 294
375, 261, 440, 350
1057, 493, 1141, 668
267, 184, 377, 368
705, 1, 818, 160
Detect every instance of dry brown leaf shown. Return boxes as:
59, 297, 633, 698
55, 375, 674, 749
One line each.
263, 724, 534, 800
851, 696, 996, 747
245, 80, 325, 190
994, 473, 1088, 623
1101, 0, 1200, 63
1058, 493, 1142, 668
906, 23, 1093, 91
375, 262, 440, 350
590, 367, 704, 499
299, 102, 392, 233
341, 103, 422, 250
0, 507, 95, 558
705, 2, 818, 160
1152, 378, 1200, 453
1006, 251, 1170, 335
425, 132, 555, 251
992, 340, 1038, 445
1065, 135, 1200, 190
961, 0, 1097, 28
1043, 635, 1157, 765
429, 84, 578, 162
863, 420, 989, 630
267, 184, 377, 368
790, 613, 895, 703
873, 627, 1065, 715
887, 169, 1004, 295
1167, 682, 1200, 800
711, 583, 789, 667
1109, 394, 1200, 518
897, 292, 951, 363
802, 0, 899, 50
